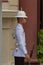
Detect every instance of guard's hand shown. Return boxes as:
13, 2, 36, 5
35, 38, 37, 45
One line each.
24, 58, 28, 63
24, 54, 30, 63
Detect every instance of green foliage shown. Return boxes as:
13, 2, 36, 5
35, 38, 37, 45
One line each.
37, 29, 43, 63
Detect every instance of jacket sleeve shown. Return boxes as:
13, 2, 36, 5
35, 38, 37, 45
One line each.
16, 27, 27, 54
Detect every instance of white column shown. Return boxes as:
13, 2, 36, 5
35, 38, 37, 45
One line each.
0, 1, 2, 65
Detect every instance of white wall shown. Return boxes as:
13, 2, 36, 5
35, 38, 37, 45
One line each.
0, 1, 2, 65
2, 0, 19, 65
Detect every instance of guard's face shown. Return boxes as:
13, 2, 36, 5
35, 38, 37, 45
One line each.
22, 18, 27, 24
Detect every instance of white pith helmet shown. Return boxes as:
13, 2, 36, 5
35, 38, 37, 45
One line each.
15, 8, 28, 18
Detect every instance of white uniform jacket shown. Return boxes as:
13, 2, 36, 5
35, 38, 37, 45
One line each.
13, 23, 27, 57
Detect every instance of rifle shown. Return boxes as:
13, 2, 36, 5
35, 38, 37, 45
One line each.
26, 44, 34, 65
30, 44, 34, 58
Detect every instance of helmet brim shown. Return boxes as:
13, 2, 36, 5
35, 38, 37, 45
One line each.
15, 16, 28, 18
